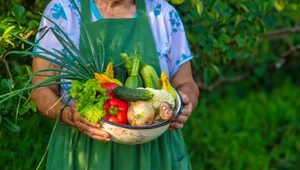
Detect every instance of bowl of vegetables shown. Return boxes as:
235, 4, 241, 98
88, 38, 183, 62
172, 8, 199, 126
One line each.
100, 87, 183, 145
69, 54, 183, 145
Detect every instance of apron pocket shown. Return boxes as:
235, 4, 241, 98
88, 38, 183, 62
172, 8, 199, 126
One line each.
172, 154, 191, 170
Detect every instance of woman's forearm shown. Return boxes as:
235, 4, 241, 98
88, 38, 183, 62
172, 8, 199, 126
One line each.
31, 86, 65, 120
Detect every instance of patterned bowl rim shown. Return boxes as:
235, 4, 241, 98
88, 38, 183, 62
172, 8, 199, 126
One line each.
101, 89, 183, 130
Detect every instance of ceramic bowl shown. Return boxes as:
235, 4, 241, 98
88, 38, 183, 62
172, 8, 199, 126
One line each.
100, 90, 183, 145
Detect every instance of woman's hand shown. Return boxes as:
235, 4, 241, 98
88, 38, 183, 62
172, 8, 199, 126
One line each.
62, 101, 111, 142
168, 61, 199, 130
169, 91, 193, 130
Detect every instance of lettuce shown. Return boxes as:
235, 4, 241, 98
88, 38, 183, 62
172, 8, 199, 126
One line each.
69, 79, 108, 123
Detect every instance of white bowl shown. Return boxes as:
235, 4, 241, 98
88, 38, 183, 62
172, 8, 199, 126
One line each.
100, 90, 183, 145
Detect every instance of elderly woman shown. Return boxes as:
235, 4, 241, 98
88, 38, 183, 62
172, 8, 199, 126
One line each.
31, 0, 199, 169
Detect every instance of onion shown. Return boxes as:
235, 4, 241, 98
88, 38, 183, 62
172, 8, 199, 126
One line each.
127, 101, 155, 126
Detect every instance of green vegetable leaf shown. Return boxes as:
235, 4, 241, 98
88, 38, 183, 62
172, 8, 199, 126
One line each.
69, 79, 108, 123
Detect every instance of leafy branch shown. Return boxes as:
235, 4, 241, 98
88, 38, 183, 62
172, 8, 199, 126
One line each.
197, 43, 300, 91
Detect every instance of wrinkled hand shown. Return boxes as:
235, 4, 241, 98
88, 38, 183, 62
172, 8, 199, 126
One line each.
61, 101, 111, 142
169, 91, 193, 130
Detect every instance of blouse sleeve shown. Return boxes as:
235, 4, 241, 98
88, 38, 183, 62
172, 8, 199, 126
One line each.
33, 0, 70, 61
162, 4, 193, 76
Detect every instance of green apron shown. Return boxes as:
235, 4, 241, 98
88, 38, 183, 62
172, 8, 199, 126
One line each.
46, 0, 191, 169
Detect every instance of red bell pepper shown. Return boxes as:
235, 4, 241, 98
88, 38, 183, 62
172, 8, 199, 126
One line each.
101, 82, 119, 99
104, 97, 128, 124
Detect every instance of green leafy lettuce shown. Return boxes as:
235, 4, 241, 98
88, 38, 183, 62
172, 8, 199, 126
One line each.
69, 79, 108, 123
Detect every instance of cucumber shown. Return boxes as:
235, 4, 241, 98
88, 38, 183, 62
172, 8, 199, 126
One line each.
113, 86, 153, 101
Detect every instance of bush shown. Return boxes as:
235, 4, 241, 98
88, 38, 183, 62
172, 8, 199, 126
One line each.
183, 77, 300, 170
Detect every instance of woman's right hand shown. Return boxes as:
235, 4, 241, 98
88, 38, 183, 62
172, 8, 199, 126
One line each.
61, 101, 111, 142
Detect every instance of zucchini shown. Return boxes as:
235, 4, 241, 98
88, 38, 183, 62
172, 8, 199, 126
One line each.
124, 55, 143, 88
113, 86, 153, 101
140, 63, 161, 89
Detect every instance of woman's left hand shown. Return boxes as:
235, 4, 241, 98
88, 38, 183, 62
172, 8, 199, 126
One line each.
169, 91, 193, 130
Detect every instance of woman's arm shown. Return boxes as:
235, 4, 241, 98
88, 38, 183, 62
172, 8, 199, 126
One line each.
169, 61, 199, 130
31, 57, 111, 141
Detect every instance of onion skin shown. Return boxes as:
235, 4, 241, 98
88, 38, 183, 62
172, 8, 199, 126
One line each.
127, 101, 155, 126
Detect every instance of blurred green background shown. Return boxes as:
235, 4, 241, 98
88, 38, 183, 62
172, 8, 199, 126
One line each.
0, 0, 299, 170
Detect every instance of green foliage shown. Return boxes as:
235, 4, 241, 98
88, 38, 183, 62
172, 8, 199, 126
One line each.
0, 114, 53, 170
0, 65, 37, 132
183, 77, 300, 170
0, 5, 39, 59
174, 0, 300, 91
0, 4, 39, 132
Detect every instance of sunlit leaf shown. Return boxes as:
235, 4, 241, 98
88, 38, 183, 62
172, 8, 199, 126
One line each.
1, 25, 15, 38
191, 0, 203, 15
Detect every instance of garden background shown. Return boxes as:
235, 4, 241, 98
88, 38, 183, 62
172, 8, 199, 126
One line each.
0, 0, 299, 169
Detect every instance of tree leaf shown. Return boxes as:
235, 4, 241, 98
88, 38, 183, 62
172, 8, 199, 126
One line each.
225, 50, 233, 60
191, 0, 203, 15
248, 38, 258, 50
1, 25, 15, 39
204, 42, 213, 53
3, 117, 20, 132
219, 33, 231, 44
209, 64, 220, 75
11, 5, 26, 25
236, 34, 247, 47
28, 20, 39, 30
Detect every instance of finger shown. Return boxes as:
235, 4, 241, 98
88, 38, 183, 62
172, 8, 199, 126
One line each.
178, 91, 190, 105
78, 116, 101, 128
84, 128, 111, 142
77, 122, 111, 141
169, 121, 183, 130
174, 114, 188, 124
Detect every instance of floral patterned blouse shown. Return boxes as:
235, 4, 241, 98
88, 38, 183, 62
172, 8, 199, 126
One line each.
34, 0, 193, 77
